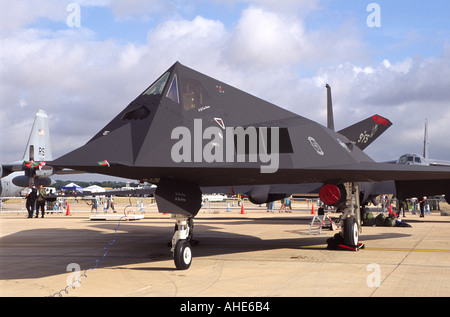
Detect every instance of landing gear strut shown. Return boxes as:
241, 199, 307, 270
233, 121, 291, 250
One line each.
171, 215, 194, 270
326, 182, 364, 251
154, 178, 202, 269
341, 182, 360, 247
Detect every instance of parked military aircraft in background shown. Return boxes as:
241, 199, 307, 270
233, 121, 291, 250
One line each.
395, 120, 450, 167
51, 62, 450, 269
1, 110, 54, 197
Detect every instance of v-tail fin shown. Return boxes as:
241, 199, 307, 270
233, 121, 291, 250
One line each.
338, 114, 392, 150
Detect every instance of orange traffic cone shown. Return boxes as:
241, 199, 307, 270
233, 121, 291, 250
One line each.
66, 203, 71, 216
240, 202, 246, 214
310, 204, 315, 215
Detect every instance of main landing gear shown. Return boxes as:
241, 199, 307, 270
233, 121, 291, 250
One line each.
321, 182, 364, 251
171, 215, 195, 270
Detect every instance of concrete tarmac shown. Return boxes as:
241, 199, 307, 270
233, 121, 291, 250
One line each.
1, 204, 450, 298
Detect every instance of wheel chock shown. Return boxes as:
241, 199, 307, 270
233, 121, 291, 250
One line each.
337, 243, 365, 251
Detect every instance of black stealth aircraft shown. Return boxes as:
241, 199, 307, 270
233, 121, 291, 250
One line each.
52, 62, 450, 269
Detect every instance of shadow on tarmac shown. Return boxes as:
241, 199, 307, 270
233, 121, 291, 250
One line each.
0, 217, 412, 280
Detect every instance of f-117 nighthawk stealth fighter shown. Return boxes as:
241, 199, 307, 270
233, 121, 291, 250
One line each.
52, 62, 450, 269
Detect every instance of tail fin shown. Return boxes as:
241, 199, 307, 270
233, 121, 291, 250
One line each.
326, 84, 334, 131
337, 114, 392, 150
423, 119, 428, 160
22, 110, 53, 162
324, 84, 392, 150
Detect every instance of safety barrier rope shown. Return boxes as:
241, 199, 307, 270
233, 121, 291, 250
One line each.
49, 199, 133, 297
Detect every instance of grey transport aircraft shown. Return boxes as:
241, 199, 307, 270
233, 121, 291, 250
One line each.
381, 120, 450, 199
393, 120, 450, 168
1, 110, 54, 197
51, 62, 450, 270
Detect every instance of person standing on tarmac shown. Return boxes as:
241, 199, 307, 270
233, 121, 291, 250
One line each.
26, 184, 37, 218
35, 184, 46, 218
419, 196, 427, 218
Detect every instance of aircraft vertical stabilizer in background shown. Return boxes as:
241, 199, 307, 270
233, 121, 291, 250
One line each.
423, 119, 429, 160
392, 119, 450, 199
1, 110, 54, 197
22, 109, 53, 164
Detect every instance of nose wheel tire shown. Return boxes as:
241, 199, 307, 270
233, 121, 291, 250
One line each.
174, 240, 192, 270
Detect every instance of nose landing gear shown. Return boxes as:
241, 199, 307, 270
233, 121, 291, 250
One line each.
171, 215, 194, 270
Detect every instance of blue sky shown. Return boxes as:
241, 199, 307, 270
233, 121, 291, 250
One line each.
26, 0, 450, 61
1, 0, 450, 180
25, 0, 450, 88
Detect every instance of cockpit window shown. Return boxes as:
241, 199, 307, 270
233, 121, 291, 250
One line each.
142, 72, 170, 96
180, 77, 211, 111
398, 155, 413, 164
166, 74, 179, 103
397, 154, 428, 165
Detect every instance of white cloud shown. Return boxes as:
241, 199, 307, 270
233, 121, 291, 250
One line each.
0, 0, 67, 36
307, 53, 450, 161
1, 0, 450, 168
224, 7, 306, 70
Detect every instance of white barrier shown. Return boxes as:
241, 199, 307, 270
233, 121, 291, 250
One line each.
0, 196, 158, 215
0, 197, 26, 214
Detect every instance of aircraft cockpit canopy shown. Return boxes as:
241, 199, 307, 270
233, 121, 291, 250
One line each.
142, 72, 170, 96
396, 154, 429, 166
141, 69, 212, 113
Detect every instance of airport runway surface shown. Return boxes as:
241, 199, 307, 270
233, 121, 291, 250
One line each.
1, 204, 450, 298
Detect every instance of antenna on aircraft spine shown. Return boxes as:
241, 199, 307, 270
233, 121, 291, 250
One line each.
326, 84, 334, 131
